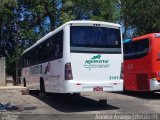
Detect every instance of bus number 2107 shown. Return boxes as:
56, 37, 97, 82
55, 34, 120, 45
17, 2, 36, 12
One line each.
109, 76, 120, 80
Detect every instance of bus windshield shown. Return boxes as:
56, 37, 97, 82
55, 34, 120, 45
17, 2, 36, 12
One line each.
70, 26, 121, 48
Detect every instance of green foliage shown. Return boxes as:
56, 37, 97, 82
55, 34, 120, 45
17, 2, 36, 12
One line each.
120, 0, 160, 37
19, 0, 57, 31
0, 0, 17, 77
61, 0, 119, 23
1, 0, 160, 79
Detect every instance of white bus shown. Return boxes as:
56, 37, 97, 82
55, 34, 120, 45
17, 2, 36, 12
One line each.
20, 20, 123, 93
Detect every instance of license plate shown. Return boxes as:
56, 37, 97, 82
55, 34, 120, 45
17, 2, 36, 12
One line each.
93, 86, 103, 91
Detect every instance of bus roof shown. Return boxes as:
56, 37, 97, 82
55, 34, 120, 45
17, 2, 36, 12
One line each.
133, 33, 160, 41
22, 20, 121, 55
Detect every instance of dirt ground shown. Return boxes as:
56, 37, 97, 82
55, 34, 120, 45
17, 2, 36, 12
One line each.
0, 90, 160, 120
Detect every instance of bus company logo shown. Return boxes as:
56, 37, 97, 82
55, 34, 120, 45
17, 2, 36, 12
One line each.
85, 54, 109, 64
91, 54, 101, 59
84, 54, 111, 70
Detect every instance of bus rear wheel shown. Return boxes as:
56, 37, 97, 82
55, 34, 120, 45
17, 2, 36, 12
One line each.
72, 93, 81, 97
99, 99, 107, 105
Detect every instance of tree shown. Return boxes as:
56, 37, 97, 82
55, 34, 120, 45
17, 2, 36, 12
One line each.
3, 0, 160, 81
3, 0, 59, 80
61, 0, 119, 23
120, 0, 160, 38
0, 0, 17, 56
19, 0, 59, 33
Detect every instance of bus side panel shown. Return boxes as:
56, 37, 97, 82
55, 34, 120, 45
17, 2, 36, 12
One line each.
42, 59, 64, 93
43, 26, 70, 93
21, 67, 41, 90
21, 59, 65, 93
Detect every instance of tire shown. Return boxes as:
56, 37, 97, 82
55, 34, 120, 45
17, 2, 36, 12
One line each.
23, 78, 26, 87
40, 77, 45, 93
73, 93, 81, 97
99, 99, 107, 105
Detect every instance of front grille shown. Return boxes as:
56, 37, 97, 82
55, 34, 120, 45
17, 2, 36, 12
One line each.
136, 74, 149, 91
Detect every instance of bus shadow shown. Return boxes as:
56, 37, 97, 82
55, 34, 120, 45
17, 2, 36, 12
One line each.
113, 91, 160, 100
29, 91, 119, 112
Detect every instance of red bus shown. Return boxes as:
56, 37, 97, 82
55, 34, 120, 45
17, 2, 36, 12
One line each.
123, 33, 160, 92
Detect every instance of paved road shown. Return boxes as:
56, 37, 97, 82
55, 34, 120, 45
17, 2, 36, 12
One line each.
0, 90, 160, 120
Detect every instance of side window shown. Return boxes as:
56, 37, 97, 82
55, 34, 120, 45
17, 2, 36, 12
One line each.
24, 54, 27, 67
49, 36, 56, 60
26, 53, 30, 67
59, 31, 63, 58
30, 51, 33, 66
124, 38, 149, 60
22, 30, 63, 67
45, 36, 56, 62
45, 40, 50, 62
39, 45, 43, 63
41, 30, 64, 62
28, 52, 32, 66
54, 30, 63, 60
41, 42, 47, 62
35, 47, 39, 65
55, 34, 60, 59
22, 55, 26, 67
